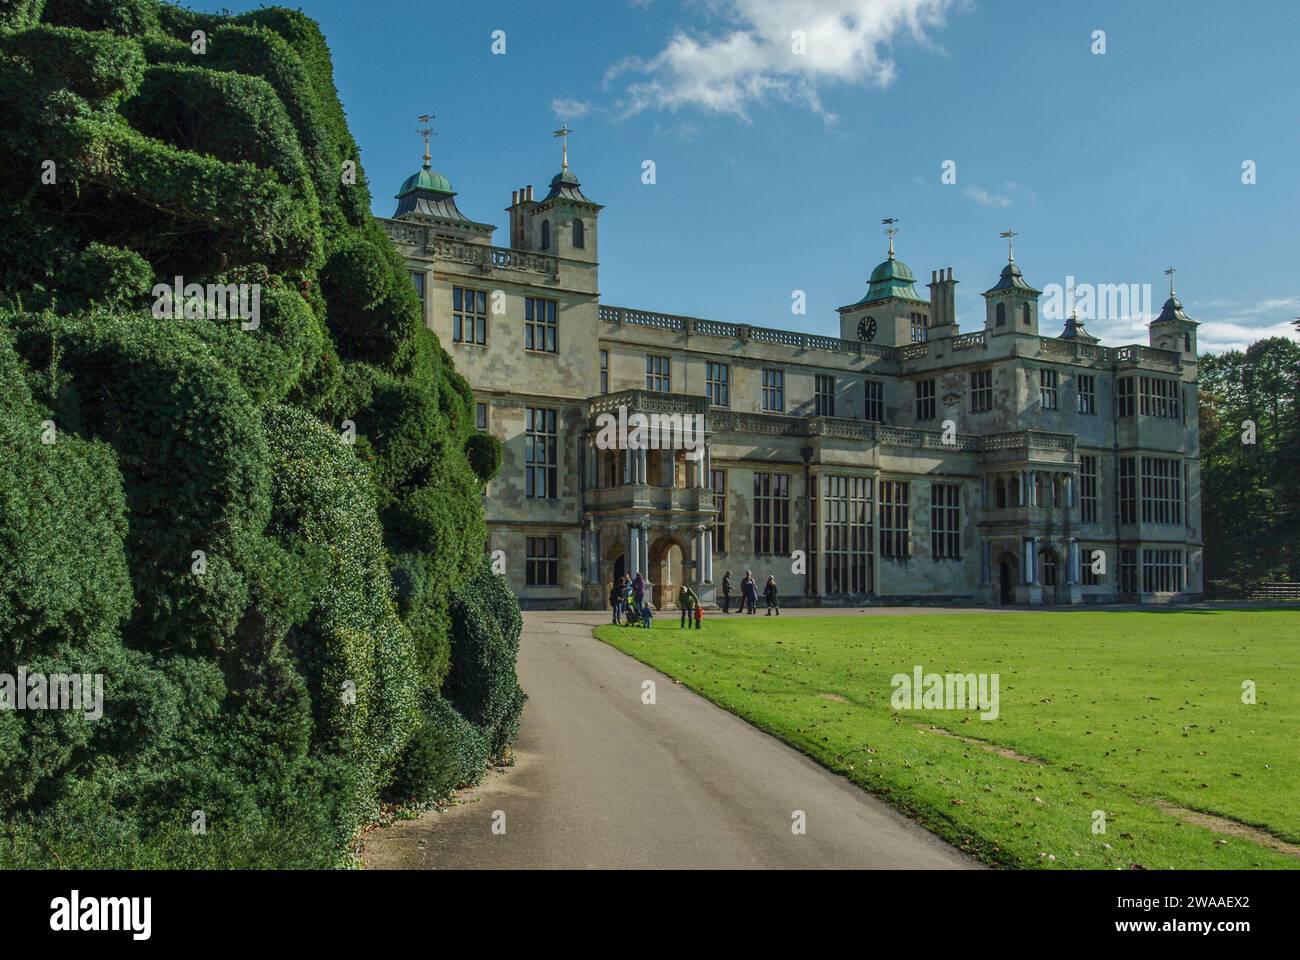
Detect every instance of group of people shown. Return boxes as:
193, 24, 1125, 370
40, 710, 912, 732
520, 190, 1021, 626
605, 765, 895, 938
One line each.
609, 568, 781, 629
719, 571, 780, 616
609, 573, 653, 628
607, 573, 704, 630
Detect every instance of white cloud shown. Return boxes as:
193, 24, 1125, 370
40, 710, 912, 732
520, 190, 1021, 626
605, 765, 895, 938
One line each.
608, 0, 959, 122
965, 185, 1011, 208
1188, 298, 1300, 354
551, 97, 594, 119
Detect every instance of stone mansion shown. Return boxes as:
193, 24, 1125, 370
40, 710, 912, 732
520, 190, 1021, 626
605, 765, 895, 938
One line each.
381, 143, 1203, 610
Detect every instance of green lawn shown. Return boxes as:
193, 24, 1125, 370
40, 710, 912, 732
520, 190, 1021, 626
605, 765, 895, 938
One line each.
595, 609, 1300, 869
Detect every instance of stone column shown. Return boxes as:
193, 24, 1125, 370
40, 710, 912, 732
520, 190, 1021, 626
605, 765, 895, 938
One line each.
980, 540, 991, 586
639, 521, 650, 580
1064, 472, 1074, 510
636, 447, 648, 486
704, 528, 714, 583
628, 524, 641, 578
1022, 537, 1035, 584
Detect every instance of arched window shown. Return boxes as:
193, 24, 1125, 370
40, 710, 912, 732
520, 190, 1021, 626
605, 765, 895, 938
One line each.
996, 302, 1006, 327
1022, 303, 1031, 326
541, 219, 551, 250
572, 217, 585, 249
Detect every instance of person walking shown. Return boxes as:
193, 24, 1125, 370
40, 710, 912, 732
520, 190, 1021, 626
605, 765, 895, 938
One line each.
764, 575, 780, 616
678, 583, 699, 629
741, 571, 758, 615
721, 571, 733, 614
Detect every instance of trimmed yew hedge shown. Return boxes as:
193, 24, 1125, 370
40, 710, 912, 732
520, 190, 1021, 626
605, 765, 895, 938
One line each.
0, 0, 519, 868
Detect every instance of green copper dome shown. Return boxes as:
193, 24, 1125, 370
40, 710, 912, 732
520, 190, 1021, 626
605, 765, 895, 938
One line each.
857, 255, 927, 305
396, 165, 453, 198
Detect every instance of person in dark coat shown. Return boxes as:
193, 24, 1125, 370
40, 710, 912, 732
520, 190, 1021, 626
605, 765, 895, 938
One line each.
741, 571, 758, 615
721, 571, 733, 614
632, 572, 645, 611
764, 575, 780, 616
609, 577, 624, 624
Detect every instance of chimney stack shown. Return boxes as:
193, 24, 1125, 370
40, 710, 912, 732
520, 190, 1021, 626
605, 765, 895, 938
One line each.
928, 267, 960, 338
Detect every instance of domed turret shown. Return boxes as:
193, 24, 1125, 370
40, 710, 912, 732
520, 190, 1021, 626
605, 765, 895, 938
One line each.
508, 125, 603, 262
391, 119, 488, 233
1148, 268, 1198, 357
983, 231, 1041, 335
393, 158, 478, 223
837, 220, 933, 346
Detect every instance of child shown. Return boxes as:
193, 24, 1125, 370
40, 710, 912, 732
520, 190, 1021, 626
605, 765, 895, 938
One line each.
694, 604, 703, 629
641, 602, 654, 629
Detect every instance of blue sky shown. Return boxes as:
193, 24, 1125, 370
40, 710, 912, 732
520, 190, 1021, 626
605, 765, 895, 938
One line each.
211, 0, 1299, 353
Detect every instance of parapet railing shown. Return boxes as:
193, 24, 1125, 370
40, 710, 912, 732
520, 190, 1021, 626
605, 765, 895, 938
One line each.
707, 411, 982, 451
380, 220, 559, 277
589, 388, 709, 418
1039, 338, 1181, 368
598, 305, 900, 361
982, 430, 1077, 453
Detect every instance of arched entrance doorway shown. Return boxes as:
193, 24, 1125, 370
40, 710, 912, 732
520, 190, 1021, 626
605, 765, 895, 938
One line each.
997, 553, 1016, 606
648, 535, 686, 609
1038, 548, 1060, 604
612, 553, 625, 590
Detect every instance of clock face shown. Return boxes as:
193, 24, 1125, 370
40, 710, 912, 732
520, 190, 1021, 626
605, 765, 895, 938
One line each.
857, 316, 877, 342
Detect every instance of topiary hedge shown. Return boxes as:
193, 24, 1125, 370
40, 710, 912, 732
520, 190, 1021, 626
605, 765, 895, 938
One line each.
0, 0, 521, 868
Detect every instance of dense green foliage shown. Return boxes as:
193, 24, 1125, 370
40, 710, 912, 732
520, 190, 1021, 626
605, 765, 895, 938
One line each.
0, 0, 520, 867
599, 611, 1300, 869
1198, 338, 1300, 589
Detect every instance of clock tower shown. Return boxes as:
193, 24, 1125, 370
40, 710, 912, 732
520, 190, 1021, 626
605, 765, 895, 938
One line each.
838, 222, 931, 347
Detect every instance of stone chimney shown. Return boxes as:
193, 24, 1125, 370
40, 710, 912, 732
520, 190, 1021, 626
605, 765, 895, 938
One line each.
928, 267, 960, 338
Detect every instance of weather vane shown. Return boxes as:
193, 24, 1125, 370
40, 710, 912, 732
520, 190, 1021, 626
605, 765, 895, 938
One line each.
416, 113, 436, 169
553, 124, 571, 171
1164, 265, 1177, 296
1000, 229, 1018, 262
882, 217, 898, 258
